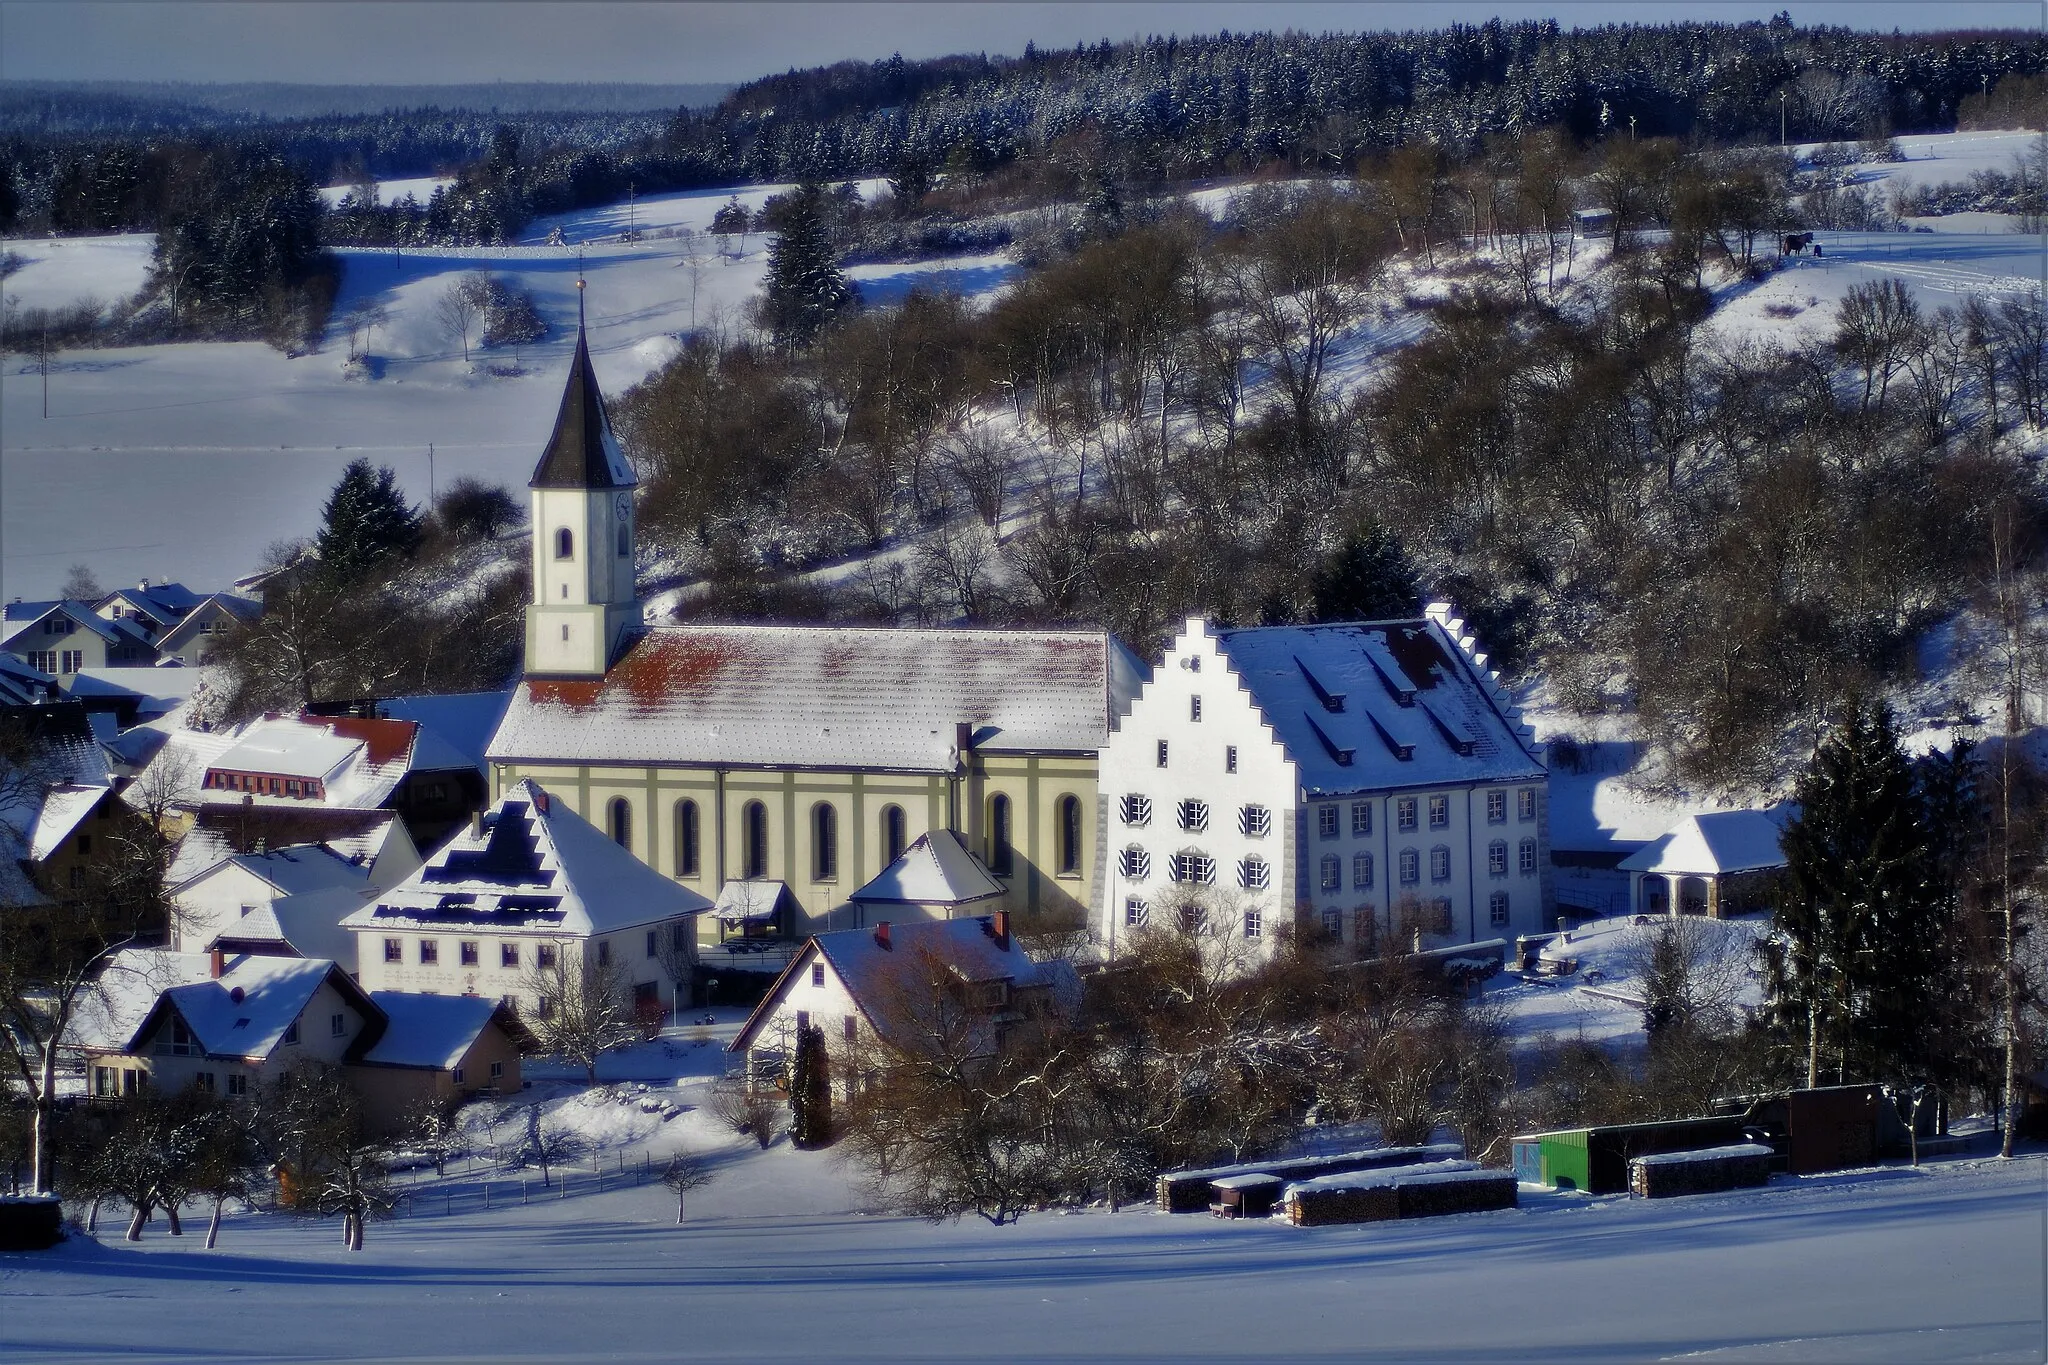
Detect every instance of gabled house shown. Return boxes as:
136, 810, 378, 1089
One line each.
727, 911, 1080, 1095
2, 601, 158, 676
168, 838, 413, 965
846, 829, 1005, 926
92, 581, 208, 640
343, 779, 712, 1024
0, 702, 147, 903
1097, 608, 1550, 966
148, 592, 261, 664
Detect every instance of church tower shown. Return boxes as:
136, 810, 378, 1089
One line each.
523, 292, 640, 677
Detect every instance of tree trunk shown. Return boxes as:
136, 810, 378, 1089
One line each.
31, 1043, 58, 1195
125, 1200, 150, 1242
1805, 998, 1820, 1090
86, 1196, 101, 1233
205, 1198, 225, 1249
349, 1212, 364, 1251
676, 1190, 686, 1224
164, 1200, 183, 1236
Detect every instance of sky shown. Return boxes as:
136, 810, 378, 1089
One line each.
2, 1, 2046, 88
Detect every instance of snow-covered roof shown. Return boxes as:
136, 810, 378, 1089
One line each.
212, 722, 362, 780
713, 878, 792, 924
0, 655, 58, 706
1283, 1159, 1477, 1195
0, 725, 112, 863
166, 807, 402, 888
151, 593, 260, 654
147, 956, 349, 1059
361, 992, 503, 1070
1615, 810, 1789, 876
96, 582, 207, 629
64, 666, 204, 718
379, 690, 513, 775
1631, 1144, 1774, 1167
0, 823, 50, 908
67, 948, 219, 1052
1206, 610, 1544, 797
216, 845, 370, 899
140, 713, 434, 812
489, 625, 1147, 772
345, 779, 711, 937
850, 830, 1003, 907
1, 601, 143, 652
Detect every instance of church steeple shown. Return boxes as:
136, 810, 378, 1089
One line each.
523, 298, 641, 679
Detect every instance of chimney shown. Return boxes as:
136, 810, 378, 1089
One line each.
874, 921, 891, 950
209, 947, 224, 979
989, 909, 1010, 951
139, 577, 150, 591
534, 790, 550, 814
955, 721, 973, 766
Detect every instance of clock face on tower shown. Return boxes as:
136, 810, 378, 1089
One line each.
614, 493, 632, 519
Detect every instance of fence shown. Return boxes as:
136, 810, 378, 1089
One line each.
389, 1147, 666, 1219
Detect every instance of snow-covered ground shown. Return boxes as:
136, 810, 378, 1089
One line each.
0, 233, 154, 313
314, 176, 456, 209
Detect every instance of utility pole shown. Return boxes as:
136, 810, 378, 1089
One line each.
428, 442, 435, 503
41, 317, 49, 419
627, 183, 636, 242
1780, 87, 1788, 148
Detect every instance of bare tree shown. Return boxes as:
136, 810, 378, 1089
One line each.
661, 1149, 715, 1222
341, 299, 390, 364
435, 275, 488, 362
1625, 915, 1753, 1038
706, 1076, 781, 1148
519, 1107, 587, 1187
519, 947, 639, 1084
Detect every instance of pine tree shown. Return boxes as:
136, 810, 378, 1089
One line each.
762, 184, 854, 348
314, 458, 422, 584
1308, 529, 1423, 622
1767, 699, 1947, 1088
788, 1023, 832, 1149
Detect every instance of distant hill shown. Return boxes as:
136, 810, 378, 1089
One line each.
0, 80, 731, 132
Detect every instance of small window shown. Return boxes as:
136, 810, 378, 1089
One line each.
1518, 788, 1537, 821
1489, 840, 1508, 876
1119, 845, 1150, 879
1239, 804, 1271, 837
1156, 740, 1169, 768
1120, 794, 1152, 827
1320, 855, 1341, 891
646, 930, 658, 958
501, 942, 520, 969
597, 940, 611, 966
1190, 695, 1203, 722
1490, 892, 1510, 926
1520, 838, 1538, 874
1397, 798, 1418, 832
1323, 908, 1342, 939
1177, 799, 1209, 833
461, 941, 480, 966
617, 520, 631, 557
1124, 895, 1149, 927
227, 1073, 247, 1097
675, 800, 701, 877
555, 526, 574, 560
419, 940, 439, 965
1240, 855, 1270, 891
1225, 745, 1237, 773
452, 1067, 466, 1085
1171, 851, 1215, 885
195, 1071, 216, 1093
1353, 852, 1374, 890
1056, 794, 1083, 875
812, 962, 826, 987
537, 944, 558, 970
813, 802, 839, 882
1399, 849, 1420, 885
1351, 802, 1372, 837
490, 1060, 505, 1080
608, 797, 632, 850
537, 996, 556, 1020
76, 832, 91, 855
742, 801, 769, 879
672, 923, 688, 951
384, 937, 403, 963
1430, 846, 1452, 882
843, 1016, 858, 1043
282, 1019, 300, 1046
1487, 790, 1507, 825
1432, 898, 1455, 934
1318, 805, 1339, 840
1243, 907, 1263, 939
1429, 794, 1450, 829
330, 1013, 345, 1037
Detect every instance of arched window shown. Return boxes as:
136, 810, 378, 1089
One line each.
617, 519, 630, 557
555, 526, 575, 560
881, 805, 906, 865
607, 797, 631, 851
812, 803, 838, 882
988, 794, 1013, 875
674, 800, 700, 878
742, 801, 768, 879
1056, 794, 1082, 875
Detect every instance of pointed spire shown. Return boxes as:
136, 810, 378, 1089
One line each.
528, 315, 634, 490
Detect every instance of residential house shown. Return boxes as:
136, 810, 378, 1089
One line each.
483, 323, 1145, 950
1097, 609, 1550, 965
92, 580, 207, 638
2, 601, 158, 676
343, 779, 712, 1025
727, 911, 1080, 1096
0, 702, 151, 904
0, 655, 59, 707
149, 593, 262, 665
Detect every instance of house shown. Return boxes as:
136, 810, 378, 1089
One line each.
62, 666, 206, 732
845, 830, 1005, 926
166, 821, 422, 965
0, 655, 59, 707
342, 779, 712, 1024
1615, 810, 1788, 918
91, 580, 208, 639
148, 593, 261, 664
68, 948, 525, 1130
1096, 609, 1549, 964
2, 601, 159, 676
727, 911, 1080, 1095
0, 702, 151, 904
484, 323, 1146, 948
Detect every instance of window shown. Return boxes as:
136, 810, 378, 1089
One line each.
1190, 695, 1202, 721
452, 1067, 466, 1085
60, 650, 82, 674
1318, 805, 1339, 839
812, 802, 838, 881
1489, 841, 1508, 876
1490, 892, 1510, 926
1520, 839, 1538, 874
617, 520, 631, 557
1518, 788, 1537, 822
1397, 798, 1418, 832
1177, 799, 1209, 833
988, 794, 1013, 875
882, 805, 907, 864
843, 1016, 859, 1043
1240, 856, 1270, 891
1119, 845, 1150, 879
1243, 907, 1263, 939
1353, 852, 1374, 890
123, 1069, 142, 1096
489, 1061, 504, 1081
286, 780, 300, 797
94, 1066, 114, 1097
1124, 896, 1149, 927
1319, 855, 1341, 891
608, 797, 632, 850
419, 940, 439, 965
195, 1071, 216, 1094
330, 1013, 346, 1037
1430, 846, 1452, 882
1120, 794, 1152, 827
1428, 794, 1449, 829
227, 1074, 247, 1097
672, 924, 689, 952
461, 941, 480, 966
501, 942, 520, 969
536, 944, 558, 970
1487, 790, 1507, 825
1323, 908, 1342, 939
1351, 802, 1373, 837
76, 833, 91, 855
1057, 794, 1082, 875
597, 940, 612, 966
1156, 740, 1170, 768
555, 526, 574, 559
675, 800, 700, 877
1239, 804, 1271, 837
1399, 849, 1420, 885
282, 1019, 300, 1046
646, 930, 658, 958
1225, 745, 1238, 773
1431, 898, 1455, 934
742, 801, 768, 879
384, 938, 402, 963
1171, 851, 1215, 884
537, 996, 556, 1021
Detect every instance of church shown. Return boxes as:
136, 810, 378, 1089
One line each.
483, 319, 1145, 949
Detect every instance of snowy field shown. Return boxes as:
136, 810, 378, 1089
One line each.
2, 1146, 2040, 1362
315, 176, 455, 208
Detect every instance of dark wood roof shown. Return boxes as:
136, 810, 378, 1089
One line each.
528, 328, 634, 490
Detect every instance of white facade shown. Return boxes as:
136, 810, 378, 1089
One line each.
1097, 615, 1551, 966
524, 485, 640, 677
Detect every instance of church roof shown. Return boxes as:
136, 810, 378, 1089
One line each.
529, 328, 635, 490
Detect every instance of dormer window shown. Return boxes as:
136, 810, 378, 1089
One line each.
555, 527, 575, 560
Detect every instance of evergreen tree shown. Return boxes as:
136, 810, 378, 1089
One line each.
761, 183, 854, 348
788, 1022, 832, 1149
1308, 529, 1423, 622
314, 458, 422, 584
1766, 699, 1949, 1088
